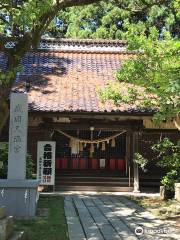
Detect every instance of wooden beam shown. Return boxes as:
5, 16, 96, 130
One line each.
29, 111, 153, 119
38, 122, 143, 131
126, 130, 132, 186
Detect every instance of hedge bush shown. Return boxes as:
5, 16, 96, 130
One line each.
0, 143, 34, 179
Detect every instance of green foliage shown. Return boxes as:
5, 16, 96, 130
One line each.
0, 143, 8, 178
26, 153, 35, 179
0, 0, 103, 134
133, 138, 180, 191
161, 170, 179, 191
152, 138, 180, 170
99, 81, 139, 105
152, 138, 180, 191
0, 143, 34, 179
0, 0, 102, 87
102, 26, 180, 125
49, 0, 180, 38
99, 82, 123, 104
134, 152, 148, 170
0, 0, 55, 33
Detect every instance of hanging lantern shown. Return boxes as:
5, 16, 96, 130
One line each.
111, 138, 116, 147
102, 142, 105, 151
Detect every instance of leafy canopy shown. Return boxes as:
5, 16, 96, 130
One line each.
0, 0, 101, 133
101, 23, 180, 127
46, 0, 180, 39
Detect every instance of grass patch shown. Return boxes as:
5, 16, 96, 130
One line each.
128, 196, 180, 223
128, 196, 176, 209
15, 196, 69, 240
128, 196, 164, 209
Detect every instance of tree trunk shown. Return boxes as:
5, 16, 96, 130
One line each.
0, 0, 103, 135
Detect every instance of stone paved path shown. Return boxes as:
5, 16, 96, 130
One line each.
64, 195, 179, 240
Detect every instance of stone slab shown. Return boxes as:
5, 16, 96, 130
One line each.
0, 179, 39, 188
64, 195, 180, 240
0, 180, 39, 218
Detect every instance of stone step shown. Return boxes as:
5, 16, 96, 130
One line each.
55, 170, 123, 177
55, 185, 133, 192
55, 176, 132, 181
55, 181, 132, 186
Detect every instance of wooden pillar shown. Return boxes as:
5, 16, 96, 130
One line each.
133, 131, 140, 193
126, 131, 131, 186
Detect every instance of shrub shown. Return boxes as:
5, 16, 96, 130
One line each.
134, 138, 180, 192
0, 143, 34, 179
134, 152, 148, 171
152, 138, 180, 191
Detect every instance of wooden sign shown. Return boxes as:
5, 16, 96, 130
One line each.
37, 141, 56, 185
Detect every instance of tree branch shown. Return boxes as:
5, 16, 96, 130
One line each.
0, 0, 103, 134
57, 0, 103, 8
31, 0, 102, 47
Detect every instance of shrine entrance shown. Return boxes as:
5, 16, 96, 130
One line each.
51, 129, 133, 191
53, 129, 127, 173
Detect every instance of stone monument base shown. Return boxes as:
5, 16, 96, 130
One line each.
0, 179, 39, 218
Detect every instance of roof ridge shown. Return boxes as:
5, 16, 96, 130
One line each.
38, 38, 127, 52
4, 38, 128, 52
41, 38, 127, 45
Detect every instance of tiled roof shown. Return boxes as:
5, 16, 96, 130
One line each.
1, 39, 151, 114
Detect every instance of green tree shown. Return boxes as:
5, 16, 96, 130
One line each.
133, 138, 180, 192
0, 143, 34, 178
100, 24, 180, 129
49, 0, 180, 39
0, 0, 102, 133
152, 138, 180, 191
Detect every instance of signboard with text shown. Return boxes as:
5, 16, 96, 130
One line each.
37, 141, 56, 185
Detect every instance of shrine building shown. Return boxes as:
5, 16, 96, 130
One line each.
0, 39, 179, 192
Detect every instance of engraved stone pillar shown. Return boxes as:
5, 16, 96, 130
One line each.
0, 93, 39, 218
8, 93, 28, 179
